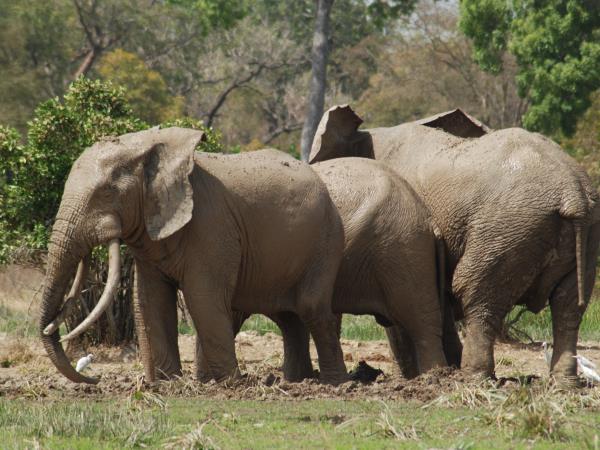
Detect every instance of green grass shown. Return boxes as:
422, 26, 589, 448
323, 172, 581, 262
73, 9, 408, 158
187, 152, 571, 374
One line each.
239, 314, 387, 341
1, 391, 599, 449
508, 297, 600, 342
0, 303, 36, 337
238, 295, 600, 343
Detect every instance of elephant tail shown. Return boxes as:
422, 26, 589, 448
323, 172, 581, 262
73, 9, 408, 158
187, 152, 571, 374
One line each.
574, 222, 588, 308
433, 225, 445, 309
558, 183, 597, 308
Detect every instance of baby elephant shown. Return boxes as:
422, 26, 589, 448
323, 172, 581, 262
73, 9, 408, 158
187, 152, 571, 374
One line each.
198, 157, 447, 381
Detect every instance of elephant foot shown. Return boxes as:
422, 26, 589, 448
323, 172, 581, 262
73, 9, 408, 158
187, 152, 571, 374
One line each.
283, 365, 316, 383
212, 365, 242, 383
319, 371, 350, 386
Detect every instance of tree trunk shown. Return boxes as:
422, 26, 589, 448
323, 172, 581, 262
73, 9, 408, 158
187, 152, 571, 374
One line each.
300, 0, 335, 162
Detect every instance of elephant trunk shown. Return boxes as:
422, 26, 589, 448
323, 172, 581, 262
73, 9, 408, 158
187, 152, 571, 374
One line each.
39, 213, 99, 384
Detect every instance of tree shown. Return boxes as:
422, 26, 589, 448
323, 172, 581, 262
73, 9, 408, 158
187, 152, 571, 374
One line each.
300, 0, 335, 162
459, 0, 600, 135
357, 1, 526, 129
97, 49, 183, 124
563, 90, 600, 188
297, 0, 419, 161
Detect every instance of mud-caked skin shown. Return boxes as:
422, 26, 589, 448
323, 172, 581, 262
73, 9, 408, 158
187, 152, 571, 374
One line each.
38, 127, 348, 385
197, 157, 448, 382
308, 105, 600, 383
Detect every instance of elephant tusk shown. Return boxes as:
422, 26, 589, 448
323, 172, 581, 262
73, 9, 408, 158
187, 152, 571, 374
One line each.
43, 257, 90, 336
60, 239, 121, 342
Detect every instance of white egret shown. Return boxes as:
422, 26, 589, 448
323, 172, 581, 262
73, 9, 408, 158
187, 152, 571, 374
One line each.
573, 355, 600, 386
541, 341, 552, 369
574, 354, 597, 371
75, 354, 93, 373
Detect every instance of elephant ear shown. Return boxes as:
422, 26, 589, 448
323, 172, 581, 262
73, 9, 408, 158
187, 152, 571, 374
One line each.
417, 108, 490, 138
141, 127, 205, 241
309, 104, 374, 164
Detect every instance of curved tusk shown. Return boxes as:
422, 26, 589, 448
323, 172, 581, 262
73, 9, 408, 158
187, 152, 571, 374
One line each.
43, 256, 90, 336
66, 255, 90, 302
60, 239, 121, 342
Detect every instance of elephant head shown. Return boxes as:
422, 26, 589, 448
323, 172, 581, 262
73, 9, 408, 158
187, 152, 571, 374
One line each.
39, 127, 205, 383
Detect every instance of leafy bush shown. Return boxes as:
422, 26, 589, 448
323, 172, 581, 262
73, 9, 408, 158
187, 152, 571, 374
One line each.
0, 76, 225, 263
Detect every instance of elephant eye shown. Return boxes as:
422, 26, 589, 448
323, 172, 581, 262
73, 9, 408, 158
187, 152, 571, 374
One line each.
101, 184, 117, 200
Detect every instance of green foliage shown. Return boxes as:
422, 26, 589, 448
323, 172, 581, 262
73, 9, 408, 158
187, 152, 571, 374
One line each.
458, 0, 510, 73
459, 0, 600, 135
165, 0, 247, 30
160, 117, 225, 153
563, 90, 600, 187
98, 49, 184, 124
0, 77, 226, 263
0, 0, 78, 131
0, 77, 145, 260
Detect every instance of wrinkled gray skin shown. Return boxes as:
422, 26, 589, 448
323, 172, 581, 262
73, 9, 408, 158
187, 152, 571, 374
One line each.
308, 105, 600, 382
39, 127, 348, 385
196, 157, 448, 382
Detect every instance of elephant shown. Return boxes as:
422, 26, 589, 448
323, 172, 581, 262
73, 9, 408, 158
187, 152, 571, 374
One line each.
39, 126, 349, 385
195, 157, 448, 382
307, 105, 600, 382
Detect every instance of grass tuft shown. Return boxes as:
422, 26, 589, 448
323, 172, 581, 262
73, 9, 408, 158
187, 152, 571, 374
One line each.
163, 420, 219, 450
375, 401, 421, 440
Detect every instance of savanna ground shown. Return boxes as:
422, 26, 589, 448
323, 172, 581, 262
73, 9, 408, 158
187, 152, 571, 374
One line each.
1, 265, 600, 449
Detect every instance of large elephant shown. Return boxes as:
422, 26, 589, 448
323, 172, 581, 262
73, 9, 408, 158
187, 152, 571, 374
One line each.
308, 105, 600, 382
39, 127, 348, 385
196, 157, 448, 381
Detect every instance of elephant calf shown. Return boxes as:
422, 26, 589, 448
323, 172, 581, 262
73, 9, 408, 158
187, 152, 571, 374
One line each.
39, 127, 348, 385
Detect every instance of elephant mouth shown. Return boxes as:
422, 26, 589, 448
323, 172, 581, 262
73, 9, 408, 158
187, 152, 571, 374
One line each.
42, 238, 121, 341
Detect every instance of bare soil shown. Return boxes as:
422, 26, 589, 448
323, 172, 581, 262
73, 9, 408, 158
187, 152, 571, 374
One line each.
2, 331, 600, 403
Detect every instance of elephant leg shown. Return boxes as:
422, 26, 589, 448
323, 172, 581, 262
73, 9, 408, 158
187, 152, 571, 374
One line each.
299, 310, 347, 385
385, 278, 447, 375
269, 312, 314, 381
183, 275, 239, 381
133, 260, 181, 381
549, 271, 583, 383
453, 265, 515, 377
385, 325, 419, 379
552, 221, 600, 383
196, 311, 248, 382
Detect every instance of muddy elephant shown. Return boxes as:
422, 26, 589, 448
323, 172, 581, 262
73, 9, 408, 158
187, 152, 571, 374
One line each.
196, 157, 448, 381
308, 105, 600, 382
39, 127, 348, 385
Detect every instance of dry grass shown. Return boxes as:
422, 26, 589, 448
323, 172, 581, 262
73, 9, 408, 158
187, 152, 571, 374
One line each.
375, 401, 421, 440
426, 379, 600, 441
0, 339, 36, 368
162, 420, 220, 450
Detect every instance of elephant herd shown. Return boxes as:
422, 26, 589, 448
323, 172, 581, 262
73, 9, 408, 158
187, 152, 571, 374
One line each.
39, 105, 600, 387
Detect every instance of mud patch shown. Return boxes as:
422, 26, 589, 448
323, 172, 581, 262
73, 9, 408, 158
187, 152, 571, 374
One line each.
2, 332, 600, 403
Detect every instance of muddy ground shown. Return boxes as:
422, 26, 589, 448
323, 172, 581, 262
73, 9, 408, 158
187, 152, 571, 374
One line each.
2, 332, 600, 402
1, 264, 600, 402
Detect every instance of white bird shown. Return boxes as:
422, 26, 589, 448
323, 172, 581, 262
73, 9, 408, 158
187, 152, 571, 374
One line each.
75, 354, 93, 373
573, 355, 600, 386
574, 354, 597, 371
542, 341, 552, 369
